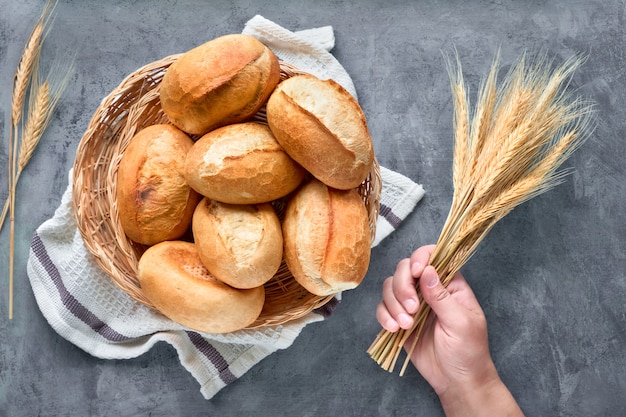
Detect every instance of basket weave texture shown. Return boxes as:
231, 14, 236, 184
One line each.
72, 55, 381, 328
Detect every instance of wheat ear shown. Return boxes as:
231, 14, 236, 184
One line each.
2, 4, 47, 233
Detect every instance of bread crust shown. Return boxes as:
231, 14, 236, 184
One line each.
193, 198, 283, 289
138, 241, 265, 333
282, 179, 371, 296
266, 74, 374, 190
116, 124, 200, 246
184, 122, 305, 204
160, 34, 280, 135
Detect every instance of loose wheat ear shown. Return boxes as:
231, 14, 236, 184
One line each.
3, 0, 72, 320
367, 49, 595, 375
2, 3, 47, 231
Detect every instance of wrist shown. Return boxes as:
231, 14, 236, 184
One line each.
438, 372, 524, 417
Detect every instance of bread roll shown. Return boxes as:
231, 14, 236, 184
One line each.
138, 240, 265, 333
282, 179, 371, 296
266, 74, 374, 190
184, 122, 306, 204
160, 34, 280, 135
116, 124, 201, 246
193, 198, 283, 289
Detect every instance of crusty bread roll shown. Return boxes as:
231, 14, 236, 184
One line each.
266, 74, 374, 190
138, 240, 265, 333
282, 178, 371, 296
116, 124, 201, 246
193, 198, 283, 289
184, 122, 306, 204
160, 34, 280, 135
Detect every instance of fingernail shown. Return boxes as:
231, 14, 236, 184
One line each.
398, 313, 413, 328
426, 272, 439, 288
386, 319, 400, 332
410, 262, 421, 277
404, 298, 417, 314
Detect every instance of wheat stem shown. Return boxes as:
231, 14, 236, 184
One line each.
0, 199, 8, 230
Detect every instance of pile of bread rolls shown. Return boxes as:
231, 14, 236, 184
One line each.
115, 34, 375, 334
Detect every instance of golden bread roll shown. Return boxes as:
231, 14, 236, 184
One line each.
282, 179, 371, 296
184, 122, 306, 204
193, 198, 283, 289
116, 124, 201, 246
138, 240, 265, 333
160, 34, 280, 135
266, 74, 374, 190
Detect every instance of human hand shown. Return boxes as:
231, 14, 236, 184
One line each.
376, 245, 524, 417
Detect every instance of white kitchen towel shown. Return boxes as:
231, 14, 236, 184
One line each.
26, 15, 425, 400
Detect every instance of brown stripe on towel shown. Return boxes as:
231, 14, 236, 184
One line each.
186, 331, 237, 385
379, 203, 402, 229
31, 233, 131, 342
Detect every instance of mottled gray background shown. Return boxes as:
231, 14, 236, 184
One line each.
1, 1, 625, 416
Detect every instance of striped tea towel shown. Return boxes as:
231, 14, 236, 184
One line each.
26, 15, 425, 400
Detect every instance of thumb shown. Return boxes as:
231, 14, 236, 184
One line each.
419, 266, 461, 327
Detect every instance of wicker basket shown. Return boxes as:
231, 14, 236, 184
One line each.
72, 55, 381, 329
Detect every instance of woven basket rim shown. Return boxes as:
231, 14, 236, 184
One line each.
72, 55, 381, 330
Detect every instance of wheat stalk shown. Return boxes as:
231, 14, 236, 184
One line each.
367, 50, 594, 375
3, 0, 57, 229
2, 3, 48, 233
3, 0, 69, 320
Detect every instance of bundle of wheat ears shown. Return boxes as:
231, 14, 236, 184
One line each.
367, 50, 594, 375
1, 0, 71, 319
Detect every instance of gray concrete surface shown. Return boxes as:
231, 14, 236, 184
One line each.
1, 0, 625, 416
